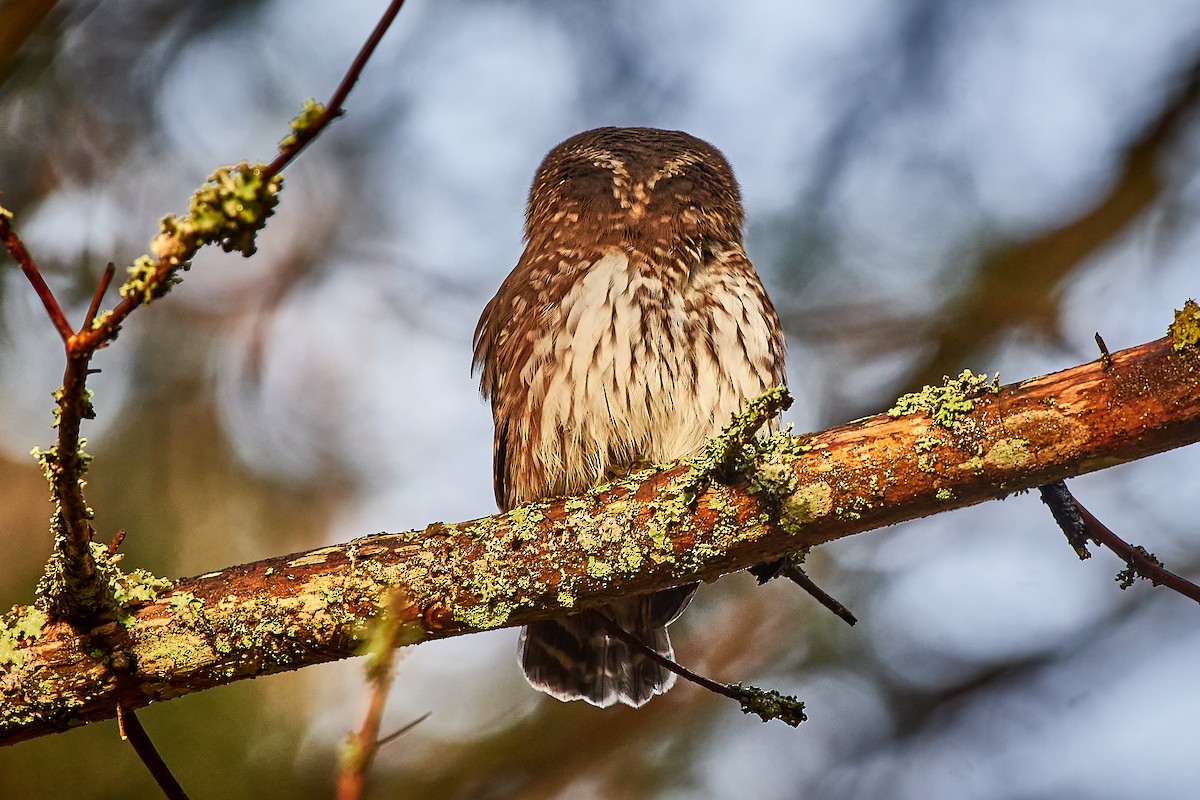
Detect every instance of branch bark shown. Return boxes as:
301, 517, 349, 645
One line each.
2, 334, 1198, 746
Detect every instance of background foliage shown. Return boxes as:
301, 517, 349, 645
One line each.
2, 1, 1199, 797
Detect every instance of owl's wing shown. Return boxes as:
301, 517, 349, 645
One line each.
474, 249, 593, 510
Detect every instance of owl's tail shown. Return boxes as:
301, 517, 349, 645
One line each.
519, 585, 697, 708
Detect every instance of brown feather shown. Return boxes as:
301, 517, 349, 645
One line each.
473, 127, 785, 706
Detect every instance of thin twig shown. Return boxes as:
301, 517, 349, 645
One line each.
779, 564, 858, 626
587, 610, 737, 699
376, 711, 431, 749
1041, 481, 1200, 603
749, 557, 857, 626
117, 705, 190, 800
586, 610, 807, 726
12, 0, 413, 623
1074, 496, 1200, 602
336, 590, 424, 800
1094, 332, 1112, 369
1, 212, 73, 341
265, 0, 408, 178
83, 263, 117, 333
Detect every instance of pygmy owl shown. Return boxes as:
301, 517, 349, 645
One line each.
473, 126, 786, 707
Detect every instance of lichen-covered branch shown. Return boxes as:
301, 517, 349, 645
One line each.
2, 332, 1198, 746
5, 0, 411, 626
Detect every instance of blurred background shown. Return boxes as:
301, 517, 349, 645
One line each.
2, 0, 1200, 797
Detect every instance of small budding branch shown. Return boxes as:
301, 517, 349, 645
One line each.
4, 161, 284, 624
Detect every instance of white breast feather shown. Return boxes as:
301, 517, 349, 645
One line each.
529, 247, 775, 492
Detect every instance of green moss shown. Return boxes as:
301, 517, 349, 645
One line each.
278, 98, 326, 150
936, 487, 954, 501
134, 630, 219, 675
647, 492, 691, 547
732, 683, 807, 727
1168, 299, 1200, 351
119, 162, 283, 304
914, 436, 939, 454
747, 459, 798, 498
957, 437, 1030, 476
506, 504, 546, 542
987, 438, 1030, 468
454, 600, 516, 631
650, 386, 793, 542
0, 606, 49, 668
586, 556, 612, 579
616, 535, 644, 573
167, 592, 205, 625
782, 482, 832, 530
888, 370, 999, 430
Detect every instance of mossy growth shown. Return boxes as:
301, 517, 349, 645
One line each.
1116, 546, 1163, 589
888, 370, 999, 430
650, 386, 794, 538
38, 542, 174, 625
1168, 299, 1200, 351
0, 605, 49, 669
119, 162, 283, 304
167, 592, 206, 626
32, 439, 104, 618
731, 683, 808, 727
279, 98, 327, 151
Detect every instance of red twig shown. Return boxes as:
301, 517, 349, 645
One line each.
336, 591, 426, 800
5, 0, 413, 623
264, 0, 408, 179
1040, 481, 1200, 604
1, 212, 72, 341
1074, 497, 1200, 603
117, 705, 190, 800
82, 263, 117, 333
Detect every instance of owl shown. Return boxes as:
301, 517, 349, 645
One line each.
473, 126, 786, 707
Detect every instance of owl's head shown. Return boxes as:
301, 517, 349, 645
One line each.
524, 127, 745, 253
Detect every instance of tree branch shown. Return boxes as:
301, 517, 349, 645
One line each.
1, 333, 1198, 745
265, 0, 409, 176
0, 209, 72, 341
2, 0, 411, 625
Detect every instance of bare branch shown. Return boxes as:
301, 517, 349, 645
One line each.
265, 0, 409, 178
117, 705, 190, 800
0, 209, 72, 341
82, 263, 116, 334
336, 589, 424, 800
588, 611, 807, 727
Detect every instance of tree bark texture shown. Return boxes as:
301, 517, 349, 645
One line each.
2, 335, 1198, 746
